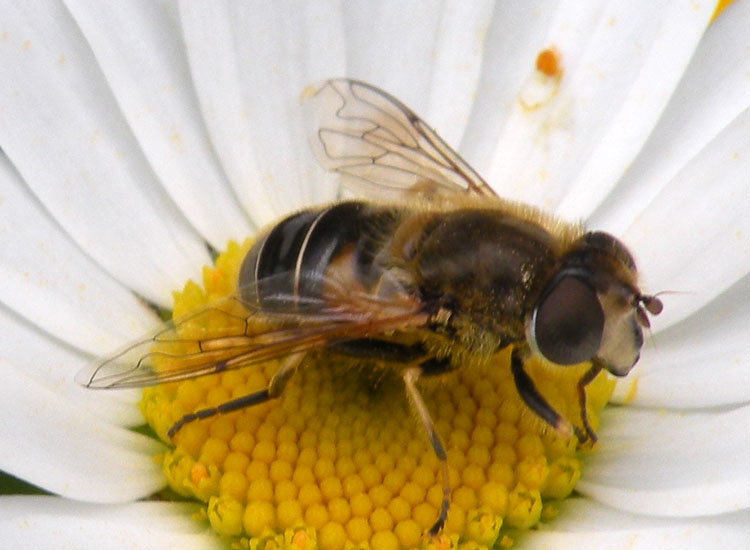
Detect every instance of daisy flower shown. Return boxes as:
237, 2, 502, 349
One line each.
1, 1, 749, 549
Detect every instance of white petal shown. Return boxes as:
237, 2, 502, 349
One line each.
0, 497, 221, 550
0, 2, 209, 306
422, 1, 495, 148
0, 152, 159, 354
521, 498, 750, 550
342, 0, 494, 147
64, 0, 253, 248
180, 1, 344, 227
292, 1, 495, 198
590, 0, 750, 235
622, 107, 750, 329
578, 405, 750, 517
462, 0, 560, 174
475, 1, 712, 210
342, 0, 442, 108
0, 306, 143, 427
554, 1, 713, 218
612, 273, 750, 409
0, 359, 163, 501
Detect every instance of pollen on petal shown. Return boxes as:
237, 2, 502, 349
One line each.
140, 240, 615, 549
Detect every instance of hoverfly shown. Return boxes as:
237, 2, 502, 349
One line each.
77, 79, 663, 536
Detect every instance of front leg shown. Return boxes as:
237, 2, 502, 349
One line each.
576, 360, 603, 444
510, 346, 575, 440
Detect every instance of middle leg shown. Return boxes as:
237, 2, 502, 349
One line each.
510, 346, 574, 439
402, 356, 452, 537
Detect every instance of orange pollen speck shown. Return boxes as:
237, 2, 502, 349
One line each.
191, 462, 208, 485
535, 48, 561, 77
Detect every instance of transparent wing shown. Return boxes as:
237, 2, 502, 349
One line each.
305, 79, 497, 200
76, 272, 426, 389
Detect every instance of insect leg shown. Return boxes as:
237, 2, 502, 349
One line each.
510, 347, 574, 439
168, 352, 305, 439
576, 361, 604, 444
403, 357, 452, 537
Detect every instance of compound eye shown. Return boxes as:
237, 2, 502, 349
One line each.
533, 275, 604, 365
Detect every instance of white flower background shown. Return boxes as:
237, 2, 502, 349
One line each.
1, 1, 749, 549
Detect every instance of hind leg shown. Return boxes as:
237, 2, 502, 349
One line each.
168, 352, 305, 438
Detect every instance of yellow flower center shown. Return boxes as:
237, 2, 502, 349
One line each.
139, 240, 614, 549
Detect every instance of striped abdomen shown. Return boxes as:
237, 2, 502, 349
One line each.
238, 201, 404, 311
